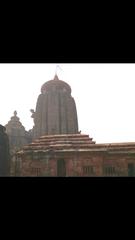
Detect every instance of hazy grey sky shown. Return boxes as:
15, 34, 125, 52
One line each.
0, 63, 135, 143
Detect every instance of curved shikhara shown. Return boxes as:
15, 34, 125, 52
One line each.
32, 77, 78, 139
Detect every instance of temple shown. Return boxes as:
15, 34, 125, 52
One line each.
13, 74, 135, 177
5, 111, 31, 175
32, 74, 78, 139
5, 111, 31, 154
2, 72, 135, 176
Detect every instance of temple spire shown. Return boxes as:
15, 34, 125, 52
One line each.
54, 74, 59, 81
54, 65, 63, 79
55, 65, 58, 75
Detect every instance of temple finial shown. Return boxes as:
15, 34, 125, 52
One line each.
54, 65, 63, 79
14, 110, 17, 116
55, 65, 59, 75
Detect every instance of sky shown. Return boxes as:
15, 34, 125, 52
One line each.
0, 63, 135, 143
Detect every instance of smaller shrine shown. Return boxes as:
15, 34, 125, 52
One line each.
5, 111, 32, 175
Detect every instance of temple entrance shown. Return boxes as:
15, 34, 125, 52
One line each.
57, 159, 66, 177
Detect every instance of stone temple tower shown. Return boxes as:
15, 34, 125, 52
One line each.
32, 74, 78, 139
5, 111, 31, 154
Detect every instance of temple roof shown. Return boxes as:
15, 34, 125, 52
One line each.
17, 133, 96, 154
16, 133, 135, 155
5, 111, 26, 133
41, 74, 71, 94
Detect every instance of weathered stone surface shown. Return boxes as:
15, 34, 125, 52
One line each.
0, 124, 10, 176
32, 75, 78, 139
